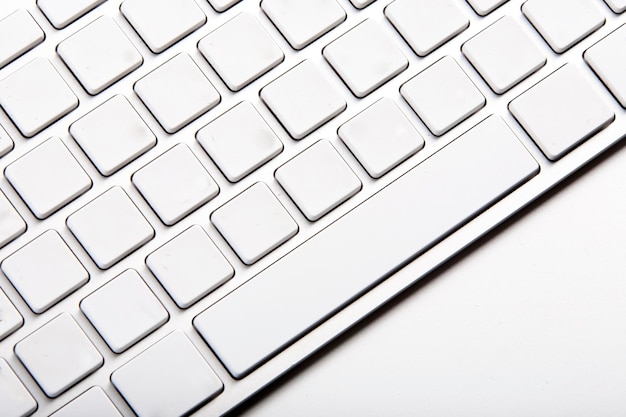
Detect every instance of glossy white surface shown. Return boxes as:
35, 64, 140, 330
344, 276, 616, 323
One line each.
0, 358, 37, 417
37, 0, 106, 29
0, 189, 26, 249
585, 24, 626, 108
0, 123, 13, 158
466, 0, 509, 16
349, 0, 376, 9
0, 9, 44, 69
0, 288, 23, 341
50, 386, 122, 417
207, 0, 242, 13
605, 0, 626, 13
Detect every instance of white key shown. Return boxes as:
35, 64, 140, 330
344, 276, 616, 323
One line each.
323, 19, 408, 97
260, 60, 346, 139
0, 58, 78, 137
211, 182, 298, 265
0, 123, 13, 157
194, 116, 540, 379
509, 64, 614, 161
466, 0, 509, 16
37, 0, 106, 29
0, 10, 44, 69
132, 144, 219, 225
57, 16, 142, 95
386, 0, 469, 57
0, 288, 23, 341
196, 101, 283, 182
5, 137, 91, 219
522, 0, 605, 54
50, 386, 122, 417
338, 98, 424, 178
81, 269, 168, 353
462, 16, 546, 94
120, 0, 206, 53
585, 25, 626, 107
69, 95, 156, 176
0, 358, 37, 417
134, 53, 220, 134
401, 56, 485, 136
605, 0, 626, 13
275, 140, 361, 221
0, 189, 26, 249
198, 13, 283, 91
1, 230, 89, 314
111, 331, 223, 417
66, 186, 154, 269
208, 0, 241, 12
15, 313, 103, 398
349, 0, 375, 9
261, 0, 346, 50
146, 225, 234, 308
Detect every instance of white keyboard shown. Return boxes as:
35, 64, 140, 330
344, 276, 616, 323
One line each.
1, 0, 625, 415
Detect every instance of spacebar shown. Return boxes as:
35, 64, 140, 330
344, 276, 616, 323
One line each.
194, 116, 539, 379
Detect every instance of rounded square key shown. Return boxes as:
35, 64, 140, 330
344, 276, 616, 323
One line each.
260, 60, 346, 139
0, 189, 26, 249
5, 137, 92, 219
585, 25, 626, 107
196, 101, 283, 182
50, 386, 122, 417
0, 9, 45, 69
401, 56, 486, 136
605, 0, 626, 13
349, 0, 376, 9
466, 0, 509, 16
0, 58, 78, 137
66, 186, 155, 269
37, 0, 106, 29
0, 358, 37, 417
208, 0, 242, 12
132, 144, 219, 225
338, 98, 424, 178
15, 313, 103, 398
57, 16, 143, 95
2, 230, 89, 314
146, 225, 234, 308
323, 19, 407, 98
134, 53, 221, 134
0, 288, 23, 340
211, 182, 298, 264
0, 123, 14, 158
198, 13, 283, 91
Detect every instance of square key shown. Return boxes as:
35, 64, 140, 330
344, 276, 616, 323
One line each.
66, 186, 154, 269
0, 288, 23, 340
196, 101, 283, 182
146, 225, 234, 308
81, 269, 168, 353
134, 53, 221, 134
70, 95, 156, 176
2, 230, 89, 314
349, 0, 376, 9
323, 19, 407, 98
198, 13, 283, 91
585, 25, 626, 108
37, 0, 106, 29
275, 140, 361, 221
211, 182, 298, 264
50, 386, 122, 417
0, 189, 26, 249
401, 56, 485, 136
132, 144, 219, 225
15, 313, 103, 398
57, 16, 143, 95
5, 137, 92, 219
0, 123, 14, 158
0, 58, 78, 137
208, 0, 242, 12
466, 0, 509, 16
0, 358, 37, 417
338, 98, 424, 178
260, 60, 346, 139
0, 9, 45, 69
605, 0, 626, 13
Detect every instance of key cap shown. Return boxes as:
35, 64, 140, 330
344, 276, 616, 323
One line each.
275, 140, 361, 221
323, 19, 408, 97
585, 24, 626, 107
111, 331, 223, 417
134, 53, 220, 134
0, 58, 78, 137
196, 101, 283, 182
37, 0, 106, 29
57, 16, 142, 95
5, 137, 92, 219
15, 313, 103, 398
81, 269, 168, 353
1, 230, 89, 314
0, 123, 13, 157
0, 9, 44, 69
605, 0, 626, 13
401, 56, 485, 136
211, 182, 298, 265
509, 64, 614, 161
66, 186, 154, 269
146, 225, 234, 308
194, 115, 539, 379
338, 98, 424, 178
0, 189, 26, 249
261, 0, 346, 50
466, 0, 509, 16
208, 0, 242, 12
260, 60, 346, 139
522, 0, 605, 54
0, 358, 37, 417
120, 0, 206, 53
132, 144, 219, 225
0, 288, 23, 341
50, 386, 122, 417
462, 16, 546, 94
386, 0, 469, 57
349, 0, 375, 9
198, 13, 283, 91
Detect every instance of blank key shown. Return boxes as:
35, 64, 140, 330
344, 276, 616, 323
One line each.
0, 288, 23, 341
0, 9, 44, 69
0, 358, 37, 417
0, 123, 13, 158
0, 189, 26, 249
466, 0, 509, 16
50, 386, 122, 417
605, 0, 626, 13
208, 0, 242, 12
37, 0, 106, 29
585, 25, 626, 107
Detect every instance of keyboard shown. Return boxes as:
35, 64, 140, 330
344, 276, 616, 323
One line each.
1, 0, 625, 415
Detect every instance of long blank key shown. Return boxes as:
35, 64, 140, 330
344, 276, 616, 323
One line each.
194, 116, 539, 378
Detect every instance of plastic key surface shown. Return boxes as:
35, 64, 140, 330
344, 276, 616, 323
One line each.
0, 189, 26, 249
0, 9, 44, 69
0, 358, 37, 417
37, 0, 106, 29
50, 386, 122, 417
585, 24, 626, 108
